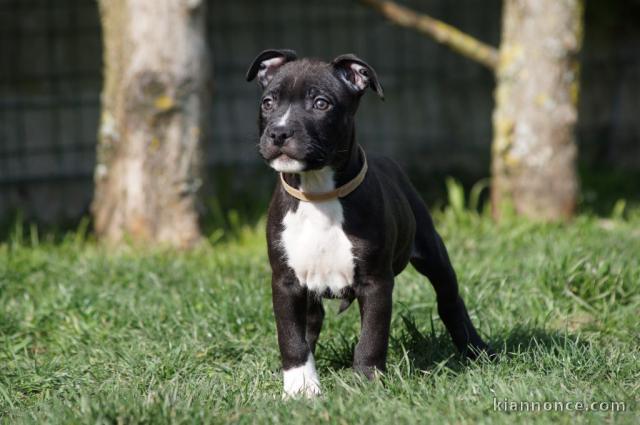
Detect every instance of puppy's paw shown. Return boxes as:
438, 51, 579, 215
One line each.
283, 355, 322, 399
353, 364, 384, 380
465, 343, 499, 362
283, 378, 322, 399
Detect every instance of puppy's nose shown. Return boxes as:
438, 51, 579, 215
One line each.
269, 126, 293, 146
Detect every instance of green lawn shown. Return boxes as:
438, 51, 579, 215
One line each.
1, 207, 639, 424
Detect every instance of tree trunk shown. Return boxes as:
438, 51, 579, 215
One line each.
491, 0, 583, 220
93, 0, 208, 248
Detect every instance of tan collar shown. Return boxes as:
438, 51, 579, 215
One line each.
280, 147, 368, 202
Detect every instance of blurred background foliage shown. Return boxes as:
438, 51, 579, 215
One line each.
0, 0, 639, 239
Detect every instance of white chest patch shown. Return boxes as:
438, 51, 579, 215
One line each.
281, 168, 355, 295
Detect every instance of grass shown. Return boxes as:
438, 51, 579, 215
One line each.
1, 202, 639, 424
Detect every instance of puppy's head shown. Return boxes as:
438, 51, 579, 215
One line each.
246, 49, 383, 173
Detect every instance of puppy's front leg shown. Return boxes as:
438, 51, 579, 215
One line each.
272, 274, 321, 398
354, 276, 394, 378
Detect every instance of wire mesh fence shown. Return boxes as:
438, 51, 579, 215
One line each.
0, 0, 101, 183
206, 0, 499, 167
0, 0, 638, 222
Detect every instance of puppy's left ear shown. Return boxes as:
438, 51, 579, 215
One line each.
332, 54, 384, 100
246, 49, 297, 89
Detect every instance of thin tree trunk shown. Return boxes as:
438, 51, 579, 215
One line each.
362, 0, 584, 221
491, 0, 583, 220
93, 0, 208, 248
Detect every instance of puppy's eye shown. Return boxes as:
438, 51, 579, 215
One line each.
313, 98, 330, 110
262, 97, 274, 111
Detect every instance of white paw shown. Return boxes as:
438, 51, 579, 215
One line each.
283, 354, 322, 398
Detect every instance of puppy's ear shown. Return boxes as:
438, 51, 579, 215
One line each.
332, 54, 384, 100
246, 49, 297, 89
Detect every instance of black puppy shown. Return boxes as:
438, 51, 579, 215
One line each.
246, 49, 492, 397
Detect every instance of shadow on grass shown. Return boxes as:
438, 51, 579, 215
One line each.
491, 324, 585, 354
316, 334, 358, 371
315, 313, 590, 375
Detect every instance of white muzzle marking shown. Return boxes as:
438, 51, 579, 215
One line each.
270, 156, 306, 173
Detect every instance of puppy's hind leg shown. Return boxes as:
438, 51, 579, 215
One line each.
408, 194, 494, 360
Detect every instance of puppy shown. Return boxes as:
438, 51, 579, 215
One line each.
246, 49, 493, 397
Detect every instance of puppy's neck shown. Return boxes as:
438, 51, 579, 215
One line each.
333, 138, 362, 188
284, 142, 364, 192
299, 167, 336, 192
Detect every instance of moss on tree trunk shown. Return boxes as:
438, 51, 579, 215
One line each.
491, 0, 583, 221
93, 0, 209, 248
